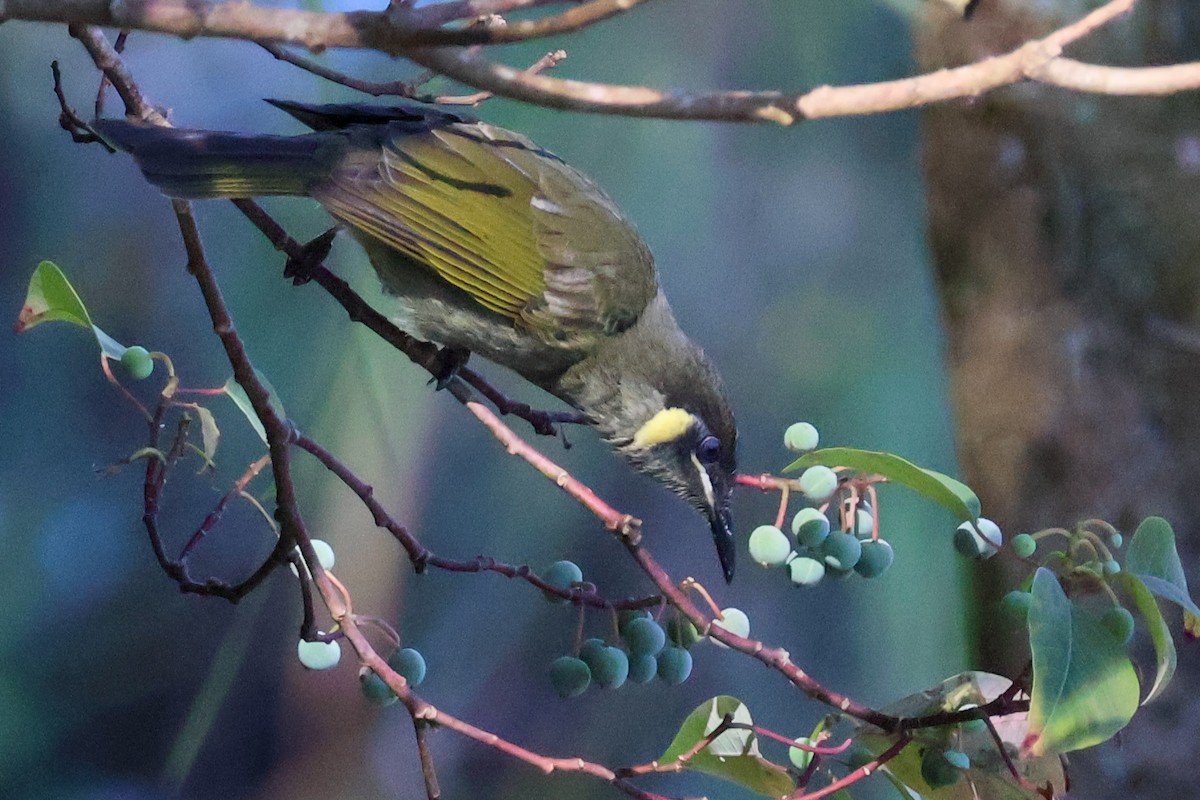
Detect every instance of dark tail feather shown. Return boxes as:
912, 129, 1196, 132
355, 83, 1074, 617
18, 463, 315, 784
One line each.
265, 98, 472, 132
93, 119, 333, 199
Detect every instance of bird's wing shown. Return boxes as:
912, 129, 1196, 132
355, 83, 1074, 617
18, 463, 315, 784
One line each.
313, 120, 658, 338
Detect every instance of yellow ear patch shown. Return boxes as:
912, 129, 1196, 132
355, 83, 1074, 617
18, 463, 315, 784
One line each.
632, 407, 695, 449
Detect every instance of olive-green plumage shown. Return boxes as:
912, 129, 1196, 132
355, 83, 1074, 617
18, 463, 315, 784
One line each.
95, 100, 738, 580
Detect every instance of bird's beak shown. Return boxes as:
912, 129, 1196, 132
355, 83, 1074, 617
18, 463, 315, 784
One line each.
708, 504, 735, 584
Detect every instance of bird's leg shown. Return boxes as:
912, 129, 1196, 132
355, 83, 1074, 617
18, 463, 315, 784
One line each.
428, 345, 471, 391
284, 226, 339, 286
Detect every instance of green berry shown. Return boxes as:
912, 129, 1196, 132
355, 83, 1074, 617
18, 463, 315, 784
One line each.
579, 637, 608, 671
788, 556, 825, 587
667, 616, 701, 648
791, 508, 831, 548
1000, 590, 1033, 624
711, 607, 749, 647
943, 749, 971, 770
1103, 559, 1121, 575
854, 539, 894, 578
784, 422, 820, 453
1011, 533, 1036, 558
955, 705, 984, 734
798, 466, 839, 502
1101, 606, 1135, 645
624, 617, 667, 657
954, 518, 1002, 559
851, 508, 874, 539
549, 655, 591, 697
628, 653, 658, 683
120, 345, 154, 380
845, 744, 875, 772
310, 539, 336, 570
360, 670, 398, 706
788, 737, 814, 770
656, 646, 693, 685
296, 638, 341, 671
821, 531, 862, 571
591, 646, 630, 689
388, 647, 427, 687
920, 748, 962, 788
540, 560, 583, 603
1110, 532, 1124, 549
617, 609, 651, 638
749, 524, 791, 567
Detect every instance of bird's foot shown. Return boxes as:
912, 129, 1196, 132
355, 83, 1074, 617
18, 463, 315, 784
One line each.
284, 227, 338, 286
428, 346, 471, 391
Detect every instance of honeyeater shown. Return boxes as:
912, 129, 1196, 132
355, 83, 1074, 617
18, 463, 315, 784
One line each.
94, 100, 739, 581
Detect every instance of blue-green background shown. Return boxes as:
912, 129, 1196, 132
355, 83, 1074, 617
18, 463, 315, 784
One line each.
0, 2, 968, 798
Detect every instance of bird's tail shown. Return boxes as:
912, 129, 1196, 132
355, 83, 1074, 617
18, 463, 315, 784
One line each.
93, 119, 334, 199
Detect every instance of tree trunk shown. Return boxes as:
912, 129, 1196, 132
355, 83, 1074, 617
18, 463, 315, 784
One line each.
918, 0, 1200, 794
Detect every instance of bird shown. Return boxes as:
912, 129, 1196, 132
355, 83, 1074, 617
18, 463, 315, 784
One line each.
94, 99, 739, 581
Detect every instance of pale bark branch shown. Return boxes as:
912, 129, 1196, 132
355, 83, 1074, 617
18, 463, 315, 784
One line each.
6, 0, 1198, 124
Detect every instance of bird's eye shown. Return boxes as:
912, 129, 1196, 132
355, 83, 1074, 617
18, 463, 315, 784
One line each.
697, 435, 721, 464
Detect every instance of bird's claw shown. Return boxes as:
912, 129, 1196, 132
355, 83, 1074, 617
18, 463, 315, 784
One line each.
284, 227, 338, 286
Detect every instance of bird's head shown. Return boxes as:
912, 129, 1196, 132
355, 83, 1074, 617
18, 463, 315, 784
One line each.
616, 400, 738, 582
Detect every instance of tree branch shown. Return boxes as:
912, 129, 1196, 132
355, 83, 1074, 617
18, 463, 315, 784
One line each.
13, 0, 1200, 125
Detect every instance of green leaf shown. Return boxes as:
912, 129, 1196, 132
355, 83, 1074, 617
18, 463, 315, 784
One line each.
222, 374, 285, 445
785, 447, 980, 520
1112, 572, 1175, 704
194, 406, 220, 471
1025, 568, 1139, 756
1126, 517, 1200, 616
659, 696, 794, 798
15, 261, 133, 360
854, 671, 1065, 800
15, 260, 93, 332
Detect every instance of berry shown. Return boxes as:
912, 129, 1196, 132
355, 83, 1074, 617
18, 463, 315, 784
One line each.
617, 609, 651, 638
959, 714, 987, 734
954, 518, 1002, 559
845, 744, 875, 772
1011, 533, 1036, 558
784, 422, 820, 453
821, 531, 862, 571
711, 607, 749, 648
311, 539, 336, 570
388, 647, 427, 687
628, 653, 658, 684
656, 646, 693, 685
591, 646, 630, 689
667, 616, 701, 648
850, 508, 874, 539
749, 524, 791, 567
120, 345, 154, 380
1110, 532, 1124, 549
1000, 590, 1032, 624
920, 748, 962, 788
854, 539, 894, 578
1101, 607, 1135, 645
791, 508, 831, 548
360, 670, 398, 706
798, 466, 839, 502
789, 556, 825, 587
540, 560, 583, 603
624, 617, 667, 657
549, 656, 591, 697
297, 638, 341, 671
580, 637, 607, 668
788, 737, 814, 770
1103, 559, 1121, 575
943, 749, 971, 770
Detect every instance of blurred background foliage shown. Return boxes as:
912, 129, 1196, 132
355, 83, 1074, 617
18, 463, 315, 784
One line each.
0, 1, 970, 798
